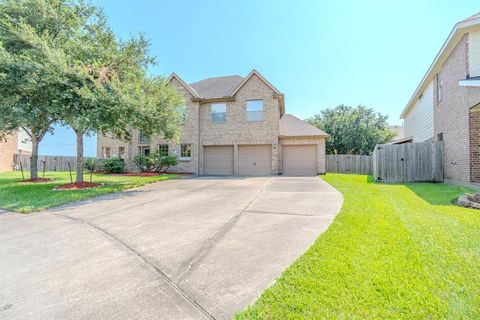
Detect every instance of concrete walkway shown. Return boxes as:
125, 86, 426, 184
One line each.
0, 176, 342, 320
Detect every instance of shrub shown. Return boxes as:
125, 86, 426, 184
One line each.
102, 157, 126, 174
83, 158, 99, 182
154, 154, 178, 173
132, 154, 155, 172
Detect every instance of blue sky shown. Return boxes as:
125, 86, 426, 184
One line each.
40, 0, 480, 156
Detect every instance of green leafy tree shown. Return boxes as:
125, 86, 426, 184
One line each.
308, 105, 394, 155
0, 0, 183, 182
0, 0, 79, 179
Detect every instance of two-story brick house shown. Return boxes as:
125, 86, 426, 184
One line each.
97, 70, 328, 176
401, 13, 480, 184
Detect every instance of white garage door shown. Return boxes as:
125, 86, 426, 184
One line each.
283, 145, 317, 176
238, 145, 272, 176
204, 146, 234, 175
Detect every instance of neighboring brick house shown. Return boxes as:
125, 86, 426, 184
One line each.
0, 129, 32, 171
97, 70, 328, 176
401, 13, 480, 184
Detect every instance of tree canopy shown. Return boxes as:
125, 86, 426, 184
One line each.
0, 0, 184, 181
307, 105, 394, 155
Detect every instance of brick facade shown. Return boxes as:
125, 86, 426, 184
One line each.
0, 132, 17, 171
469, 107, 480, 182
97, 72, 327, 175
433, 34, 480, 183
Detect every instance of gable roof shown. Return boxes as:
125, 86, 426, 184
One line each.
279, 114, 329, 138
189, 75, 244, 99
167, 73, 200, 98
400, 12, 480, 119
230, 69, 282, 96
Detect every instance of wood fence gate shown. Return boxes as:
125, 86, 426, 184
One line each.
372, 141, 444, 182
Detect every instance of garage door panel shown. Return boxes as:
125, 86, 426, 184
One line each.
283, 145, 317, 176
238, 145, 272, 176
204, 146, 234, 175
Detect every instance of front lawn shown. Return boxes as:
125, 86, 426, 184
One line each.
0, 171, 177, 213
236, 174, 480, 319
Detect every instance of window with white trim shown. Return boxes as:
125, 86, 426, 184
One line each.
246, 100, 263, 121
211, 103, 226, 123
180, 144, 192, 160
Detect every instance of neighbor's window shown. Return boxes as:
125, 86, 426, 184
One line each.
118, 146, 125, 158
102, 147, 111, 159
180, 144, 192, 160
437, 75, 443, 103
139, 131, 149, 144
158, 144, 169, 157
246, 100, 263, 121
211, 103, 226, 123
437, 132, 444, 141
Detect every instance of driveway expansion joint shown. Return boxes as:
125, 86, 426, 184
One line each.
176, 178, 273, 282
53, 212, 216, 320
244, 210, 318, 217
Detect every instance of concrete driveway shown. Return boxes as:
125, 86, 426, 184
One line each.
0, 176, 342, 320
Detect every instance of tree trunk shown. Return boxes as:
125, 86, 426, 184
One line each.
75, 130, 84, 183
30, 136, 39, 180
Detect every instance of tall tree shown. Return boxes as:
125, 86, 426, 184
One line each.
0, 0, 183, 182
0, 0, 81, 179
54, 5, 183, 183
308, 105, 394, 155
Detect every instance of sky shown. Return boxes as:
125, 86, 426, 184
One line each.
40, 0, 480, 156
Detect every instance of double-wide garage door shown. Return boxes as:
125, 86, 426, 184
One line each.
203, 145, 272, 176
283, 145, 317, 176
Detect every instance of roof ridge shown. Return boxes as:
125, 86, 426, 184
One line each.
189, 75, 243, 85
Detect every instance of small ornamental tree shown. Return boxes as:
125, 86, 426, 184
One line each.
307, 105, 395, 155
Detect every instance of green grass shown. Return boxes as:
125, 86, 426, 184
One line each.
236, 174, 480, 319
0, 171, 177, 213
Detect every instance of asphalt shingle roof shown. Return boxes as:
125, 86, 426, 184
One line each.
189, 75, 244, 99
279, 114, 329, 137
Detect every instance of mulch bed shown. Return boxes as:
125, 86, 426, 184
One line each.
18, 178, 54, 183
97, 172, 194, 177
55, 182, 102, 190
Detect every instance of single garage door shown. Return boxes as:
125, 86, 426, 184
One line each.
204, 145, 234, 175
238, 145, 272, 176
283, 145, 317, 176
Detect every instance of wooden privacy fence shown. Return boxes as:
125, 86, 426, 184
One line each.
326, 154, 373, 175
14, 154, 96, 172
372, 141, 444, 183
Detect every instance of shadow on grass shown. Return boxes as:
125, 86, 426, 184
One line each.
405, 182, 475, 206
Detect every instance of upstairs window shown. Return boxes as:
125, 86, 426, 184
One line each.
158, 144, 169, 157
178, 105, 186, 124
180, 144, 192, 160
139, 131, 150, 144
246, 100, 263, 121
436, 75, 443, 103
211, 103, 226, 123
